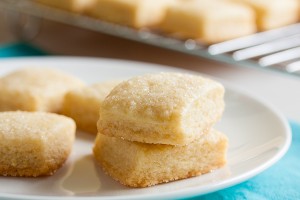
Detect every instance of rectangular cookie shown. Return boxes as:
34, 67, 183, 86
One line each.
36, 0, 96, 13
87, 0, 175, 28
61, 81, 120, 134
0, 68, 85, 112
159, 0, 256, 43
0, 111, 75, 177
98, 72, 224, 146
93, 129, 228, 187
232, 0, 300, 30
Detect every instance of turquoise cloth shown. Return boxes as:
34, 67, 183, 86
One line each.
0, 42, 47, 57
0, 42, 299, 200
185, 121, 299, 200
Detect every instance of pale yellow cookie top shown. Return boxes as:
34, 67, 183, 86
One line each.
68, 80, 121, 100
94, 0, 175, 7
0, 111, 76, 140
102, 72, 224, 121
170, 0, 254, 17
233, 0, 298, 8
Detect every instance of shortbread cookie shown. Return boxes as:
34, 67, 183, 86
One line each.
0, 68, 85, 112
62, 81, 120, 134
0, 111, 76, 177
98, 72, 225, 145
232, 0, 300, 30
88, 0, 175, 28
93, 129, 228, 187
159, 0, 256, 43
36, 0, 96, 13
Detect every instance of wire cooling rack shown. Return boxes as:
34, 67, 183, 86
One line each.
1, 0, 300, 77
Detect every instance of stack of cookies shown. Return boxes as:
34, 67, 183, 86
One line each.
93, 72, 228, 187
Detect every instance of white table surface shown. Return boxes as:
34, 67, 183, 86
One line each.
0, 14, 299, 123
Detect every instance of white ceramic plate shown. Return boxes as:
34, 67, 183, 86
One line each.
0, 57, 291, 200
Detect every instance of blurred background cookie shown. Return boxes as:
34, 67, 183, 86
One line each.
159, 0, 256, 43
231, 0, 300, 30
0, 68, 85, 112
87, 0, 176, 28
35, 0, 96, 13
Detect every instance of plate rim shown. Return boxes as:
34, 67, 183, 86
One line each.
0, 56, 292, 200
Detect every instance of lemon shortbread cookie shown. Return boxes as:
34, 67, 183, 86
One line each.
159, 0, 256, 43
98, 72, 224, 145
62, 81, 120, 134
36, 0, 96, 13
0, 111, 76, 177
88, 0, 175, 28
0, 68, 85, 112
232, 0, 300, 30
93, 129, 228, 187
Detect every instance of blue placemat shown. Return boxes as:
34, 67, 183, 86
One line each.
0, 42, 299, 200
0, 42, 47, 58
183, 123, 299, 200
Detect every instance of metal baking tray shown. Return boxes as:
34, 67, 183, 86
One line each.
1, 0, 300, 77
